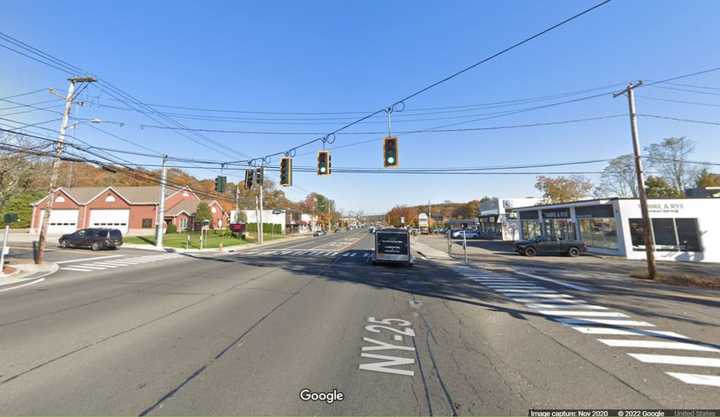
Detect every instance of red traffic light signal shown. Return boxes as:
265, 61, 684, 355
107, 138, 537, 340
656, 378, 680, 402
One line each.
383, 136, 398, 168
317, 151, 331, 175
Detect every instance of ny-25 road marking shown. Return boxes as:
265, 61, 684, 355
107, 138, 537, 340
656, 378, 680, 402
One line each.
358, 317, 417, 376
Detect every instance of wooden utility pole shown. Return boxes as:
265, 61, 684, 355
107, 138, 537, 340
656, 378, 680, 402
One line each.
615, 81, 657, 279
36, 76, 96, 264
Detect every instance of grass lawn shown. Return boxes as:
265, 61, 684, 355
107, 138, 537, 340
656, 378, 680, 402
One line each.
125, 231, 284, 249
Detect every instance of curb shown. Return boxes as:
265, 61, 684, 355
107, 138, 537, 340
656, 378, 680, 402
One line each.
0, 262, 59, 291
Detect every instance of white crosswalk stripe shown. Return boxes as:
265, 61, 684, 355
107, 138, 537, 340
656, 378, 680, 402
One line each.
666, 373, 720, 387
60, 254, 182, 273
599, 339, 720, 352
455, 264, 720, 389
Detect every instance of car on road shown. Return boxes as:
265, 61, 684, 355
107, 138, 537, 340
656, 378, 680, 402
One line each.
368, 226, 376, 234
313, 230, 326, 236
451, 229, 480, 239
59, 228, 123, 251
514, 236, 586, 257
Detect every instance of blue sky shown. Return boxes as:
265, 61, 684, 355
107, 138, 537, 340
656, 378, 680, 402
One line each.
2, 1, 720, 213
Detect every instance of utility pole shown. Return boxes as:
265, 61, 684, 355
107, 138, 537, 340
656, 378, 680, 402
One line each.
36, 76, 96, 264
615, 81, 656, 279
258, 167, 264, 245
155, 154, 168, 248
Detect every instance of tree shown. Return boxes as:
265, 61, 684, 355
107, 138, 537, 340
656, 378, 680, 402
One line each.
194, 202, 212, 224
0, 133, 40, 208
535, 176, 593, 203
645, 176, 683, 198
452, 200, 480, 218
385, 205, 419, 227
234, 210, 247, 223
695, 168, 720, 188
645, 137, 698, 193
595, 154, 638, 198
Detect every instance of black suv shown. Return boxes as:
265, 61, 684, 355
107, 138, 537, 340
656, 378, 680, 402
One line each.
515, 236, 586, 257
59, 228, 124, 250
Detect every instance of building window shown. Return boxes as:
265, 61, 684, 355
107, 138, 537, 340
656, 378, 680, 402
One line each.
180, 218, 188, 231
55, 196, 65, 203
521, 220, 541, 240
542, 218, 576, 241
105, 195, 116, 203
579, 218, 618, 250
628, 218, 703, 252
142, 218, 152, 228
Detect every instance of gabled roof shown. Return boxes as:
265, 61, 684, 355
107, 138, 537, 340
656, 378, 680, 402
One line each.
165, 199, 200, 217
32, 185, 197, 206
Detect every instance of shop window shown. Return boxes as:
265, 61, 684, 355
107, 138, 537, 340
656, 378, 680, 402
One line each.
652, 218, 676, 247
542, 218, 576, 241
579, 218, 618, 250
676, 218, 702, 252
628, 217, 703, 252
521, 220, 541, 240
141, 218, 152, 228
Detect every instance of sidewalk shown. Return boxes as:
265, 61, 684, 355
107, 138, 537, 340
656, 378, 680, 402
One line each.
417, 235, 720, 289
0, 260, 58, 290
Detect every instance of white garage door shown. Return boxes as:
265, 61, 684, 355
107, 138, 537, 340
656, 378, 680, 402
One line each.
42, 209, 79, 235
89, 209, 130, 234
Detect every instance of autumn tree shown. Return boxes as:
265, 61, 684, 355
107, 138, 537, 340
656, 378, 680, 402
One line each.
595, 154, 638, 198
385, 205, 420, 227
535, 175, 593, 203
645, 176, 683, 198
645, 137, 698, 193
695, 168, 720, 188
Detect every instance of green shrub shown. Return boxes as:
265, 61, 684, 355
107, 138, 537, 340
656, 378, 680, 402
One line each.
166, 223, 177, 234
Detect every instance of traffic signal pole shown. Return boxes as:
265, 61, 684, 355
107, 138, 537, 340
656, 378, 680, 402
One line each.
155, 154, 167, 248
258, 167, 264, 245
615, 82, 657, 279
36, 76, 95, 264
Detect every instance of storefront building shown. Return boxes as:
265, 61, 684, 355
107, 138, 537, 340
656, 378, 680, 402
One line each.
514, 198, 720, 263
478, 197, 541, 240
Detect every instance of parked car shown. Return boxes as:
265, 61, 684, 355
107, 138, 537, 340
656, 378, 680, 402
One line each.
59, 228, 123, 251
451, 229, 479, 239
515, 237, 586, 257
313, 230, 326, 237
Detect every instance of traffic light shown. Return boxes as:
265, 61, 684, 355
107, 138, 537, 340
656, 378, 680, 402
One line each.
280, 157, 293, 187
383, 136, 398, 168
317, 150, 331, 176
255, 167, 264, 185
214, 175, 227, 193
244, 169, 254, 189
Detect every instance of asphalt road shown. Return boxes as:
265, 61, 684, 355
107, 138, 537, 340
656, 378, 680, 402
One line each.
0, 230, 718, 415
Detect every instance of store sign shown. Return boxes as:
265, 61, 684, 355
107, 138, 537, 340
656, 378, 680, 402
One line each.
542, 209, 570, 219
647, 203, 684, 214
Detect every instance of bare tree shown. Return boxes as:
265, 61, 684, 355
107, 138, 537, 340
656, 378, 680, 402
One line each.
0, 132, 41, 207
645, 137, 698, 193
595, 154, 638, 198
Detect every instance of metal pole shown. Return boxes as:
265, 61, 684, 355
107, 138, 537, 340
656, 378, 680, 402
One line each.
463, 230, 468, 264
36, 77, 95, 264
0, 225, 10, 275
258, 167, 264, 245
155, 154, 167, 248
615, 82, 656, 279
447, 229, 452, 255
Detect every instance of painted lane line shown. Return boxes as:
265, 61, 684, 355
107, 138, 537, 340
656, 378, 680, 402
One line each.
512, 270, 592, 291
342, 253, 350, 257
87, 263, 121, 268
350, 253, 357, 257
55, 254, 125, 264
512, 298, 585, 303
496, 289, 560, 294
485, 285, 546, 289
60, 267, 94, 272
599, 339, 720, 352
0, 277, 46, 292
665, 373, 720, 387
628, 353, 720, 368
553, 318, 656, 327
527, 303, 608, 310
74, 264, 108, 270
570, 327, 688, 338
538, 310, 629, 318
